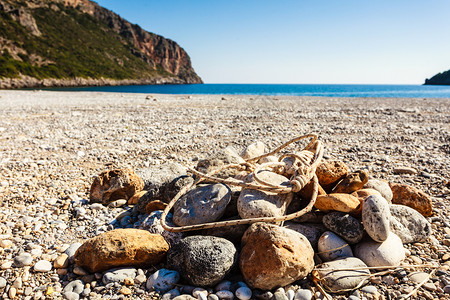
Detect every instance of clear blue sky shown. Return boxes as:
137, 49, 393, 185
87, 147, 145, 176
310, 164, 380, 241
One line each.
96, 0, 450, 84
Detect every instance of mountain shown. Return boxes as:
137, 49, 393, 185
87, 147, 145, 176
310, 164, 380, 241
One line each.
0, 0, 202, 88
424, 69, 450, 85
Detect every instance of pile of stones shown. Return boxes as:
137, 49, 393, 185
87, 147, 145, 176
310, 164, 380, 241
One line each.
70, 141, 435, 300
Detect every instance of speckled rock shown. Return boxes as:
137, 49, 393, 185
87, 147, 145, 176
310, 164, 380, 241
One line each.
167, 236, 237, 286
332, 170, 369, 194
362, 195, 391, 242
238, 170, 293, 221
317, 231, 353, 262
146, 269, 180, 293
284, 222, 323, 249
173, 183, 232, 226
364, 179, 393, 202
240, 223, 314, 290
389, 183, 433, 217
315, 257, 370, 293
315, 160, 349, 192
74, 229, 169, 273
138, 210, 185, 246
389, 204, 432, 243
102, 268, 137, 284
314, 193, 361, 213
89, 168, 144, 204
322, 212, 364, 244
354, 233, 405, 267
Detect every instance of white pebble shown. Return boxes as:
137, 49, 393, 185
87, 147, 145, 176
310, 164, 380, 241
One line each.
34, 260, 52, 272
216, 290, 234, 300
286, 289, 295, 300
193, 288, 208, 298
235, 287, 252, 300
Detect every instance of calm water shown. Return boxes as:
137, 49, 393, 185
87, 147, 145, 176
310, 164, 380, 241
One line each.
49, 84, 450, 98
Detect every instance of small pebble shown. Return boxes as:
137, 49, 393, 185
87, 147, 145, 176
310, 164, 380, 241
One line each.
294, 289, 312, 300
216, 290, 234, 300
360, 285, 378, 294
34, 260, 52, 272
235, 287, 252, 300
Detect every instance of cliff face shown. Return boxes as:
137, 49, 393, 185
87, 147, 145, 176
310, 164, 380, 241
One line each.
0, 0, 202, 88
424, 70, 450, 85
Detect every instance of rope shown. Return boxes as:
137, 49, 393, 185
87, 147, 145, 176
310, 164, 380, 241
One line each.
161, 134, 323, 232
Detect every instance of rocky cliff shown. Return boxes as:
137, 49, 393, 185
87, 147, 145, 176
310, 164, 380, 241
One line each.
0, 0, 202, 88
424, 69, 450, 85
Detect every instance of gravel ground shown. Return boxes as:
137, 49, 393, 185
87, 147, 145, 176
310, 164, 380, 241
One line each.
0, 90, 449, 299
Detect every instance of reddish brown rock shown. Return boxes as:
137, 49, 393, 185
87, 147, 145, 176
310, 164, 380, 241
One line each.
74, 229, 169, 273
128, 190, 147, 205
145, 200, 168, 214
240, 223, 314, 290
316, 160, 349, 192
315, 193, 361, 214
298, 179, 327, 201
332, 170, 369, 194
389, 183, 433, 217
351, 188, 382, 203
90, 169, 144, 204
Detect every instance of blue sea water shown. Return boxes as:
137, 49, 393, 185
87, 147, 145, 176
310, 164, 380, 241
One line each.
50, 84, 450, 98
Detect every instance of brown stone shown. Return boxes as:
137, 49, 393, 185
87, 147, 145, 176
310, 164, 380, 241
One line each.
332, 170, 369, 194
240, 222, 314, 290
389, 183, 433, 217
298, 179, 327, 201
315, 193, 361, 214
316, 160, 348, 192
90, 169, 144, 204
128, 190, 147, 205
74, 229, 169, 273
145, 200, 168, 214
351, 188, 382, 203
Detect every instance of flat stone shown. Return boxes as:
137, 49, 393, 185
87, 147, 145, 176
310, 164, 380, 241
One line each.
322, 212, 364, 244
354, 233, 405, 267
389, 204, 432, 243
408, 272, 429, 284
173, 183, 232, 226
102, 268, 137, 284
240, 223, 314, 290
332, 170, 369, 194
318, 231, 353, 262
294, 289, 312, 300
34, 260, 52, 272
393, 167, 417, 175
146, 268, 180, 293
362, 195, 391, 242
360, 285, 378, 294
351, 188, 382, 202
390, 182, 433, 217
14, 252, 33, 267
364, 179, 393, 202
314, 257, 370, 293
315, 193, 361, 213
215, 290, 234, 300
167, 236, 237, 286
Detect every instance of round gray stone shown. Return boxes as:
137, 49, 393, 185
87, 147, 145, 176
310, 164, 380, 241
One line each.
354, 233, 405, 267
363, 179, 392, 202
322, 212, 364, 244
294, 289, 312, 300
173, 183, 232, 226
14, 252, 33, 267
146, 269, 179, 293
167, 236, 238, 286
362, 195, 391, 242
102, 268, 137, 284
389, 204, 432, 243
318, 231, 353, 262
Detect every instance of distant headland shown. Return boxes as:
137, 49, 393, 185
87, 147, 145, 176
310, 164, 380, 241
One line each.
424, 69, 450, 85
0, 0, 202, 89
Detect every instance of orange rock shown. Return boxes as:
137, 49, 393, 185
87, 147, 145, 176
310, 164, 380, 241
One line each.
145, 200, 168, 214
240, 223, 314, 290
332, 170, 369, 194
316, 160, 349, 192
351, 188, 382, 203
90, 169, 144, 204
128, 190, 147, 205
298, 179, 327, 201
389, 183, 433, 217
74, 229, 169, 273
315, 193, 361, 213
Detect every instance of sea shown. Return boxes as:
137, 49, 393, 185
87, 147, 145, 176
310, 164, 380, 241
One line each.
49, 84, 450, 98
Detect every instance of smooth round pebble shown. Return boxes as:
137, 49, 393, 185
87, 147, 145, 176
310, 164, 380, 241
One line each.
14, 252, 33, 267
362, 195, 391, 242
444, 285, 450, 294
197, 293, 207, 300
361, 285, 378, 294
214, 280, 232, 292
286, 289, 295, 300
63, 280, 84, 294
34, 260, 52, 272
0, 277, 6, 288
208, 294, 220, 300
65, 242, 82, 262
354, 233, 405, 267
318, 231, 353, 262
294, 289, 312, 300
162, 289, 181, 300
235, 287, 252, 300
146, 269, 180, 293
193, 288, 208, 298
216, 290, 234, 300
63, 291, 80, 300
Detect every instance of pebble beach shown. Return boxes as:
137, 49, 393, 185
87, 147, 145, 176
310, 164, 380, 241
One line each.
0, 90, 450, 299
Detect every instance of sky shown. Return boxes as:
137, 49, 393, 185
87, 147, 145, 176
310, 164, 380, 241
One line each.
96, 0, 450, 84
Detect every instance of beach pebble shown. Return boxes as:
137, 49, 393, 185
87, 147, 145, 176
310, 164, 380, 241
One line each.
318, 231, 353, 262
351, 188, 382, 202
215, 290, 234, 300
208, 294, 219, 300
107, 199, 127, 208
14, 252, 33, 267
65, 242, 82, 262
103, 268, 137, 284
235, 287, 252, 300
315, 257, 370, 293
240, 223, 314, 290
294, 289, 312, 300
315, 193, 360, 213
214, 280, 232, 292
34, 260, 52, 272
63, 280, 84, 294
138, 210, 185, 246
286, 289, 295, 300
354, 233, 405, 267
240, 141, 266, 160
408, 272, 429, 284
173, 296, 197, 300
364, 179, 393, 202
332, 170, 369, 193
389, 204, 432, 243
193, 288, 208, 298
273, 289, 288, 300
393, 167, 417, 175
54, 253, 69, 268
284, 222, 323, 249
0, 277, 6, 288
162, 289, 181, 300
146, 269, 180, 293
322, 212, 364, 244
238, 171, 292, 220
167, 236, 237, 286
315, 160, 348, 192
360, 285, 378, 294
390, 182, 433, 216
362, 195, 391, 242
173, 183, 232, 226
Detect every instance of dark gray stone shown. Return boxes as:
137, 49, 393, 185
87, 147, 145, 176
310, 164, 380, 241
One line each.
390, 204, 432, 243
322, 212, 364, 244
167, 236, 238, 286
284, 222, 324, 249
